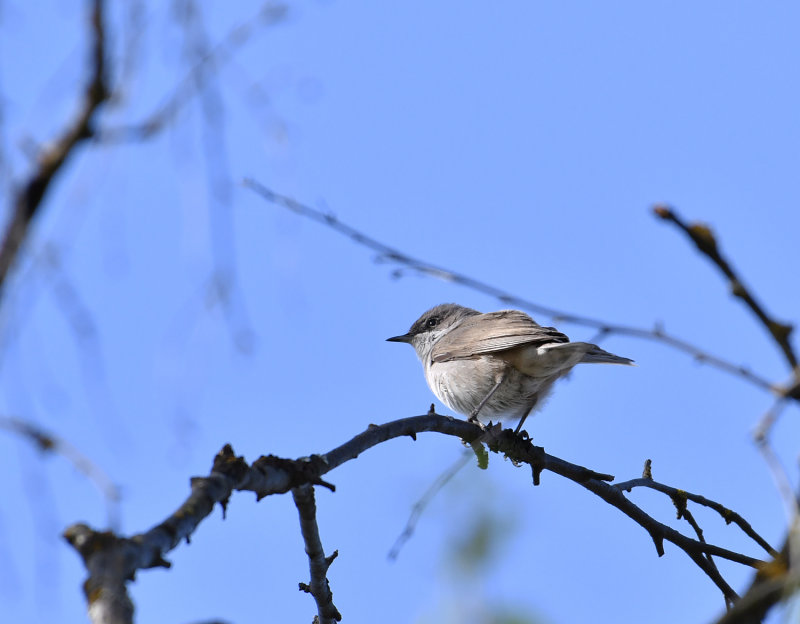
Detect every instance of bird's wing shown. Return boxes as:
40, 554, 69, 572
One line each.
431, 310, 569, 362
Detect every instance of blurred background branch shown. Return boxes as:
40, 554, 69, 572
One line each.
0, 0, 109, 302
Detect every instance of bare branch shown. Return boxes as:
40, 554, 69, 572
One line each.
64, 445, 253, 624
653, 205, 798, 370
96, 3, 288, 144
0, 415, 121, 528
292, 484, 342, 623
676, 504, 734, 609
753, 422, 799, 523
65, 416, 772, 620
713, 522, 797, 624
243, 181, 785, 400
650, 206, 800, 619
614, 477, 777, 558
0, 0, 109, 301
388, 448, 472, 560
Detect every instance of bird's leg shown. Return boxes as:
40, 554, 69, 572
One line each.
468, 369, 509, 424
514, 412, 529, 435
514, 399, 538, 435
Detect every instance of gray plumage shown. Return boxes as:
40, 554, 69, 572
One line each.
387, 303, 633, 432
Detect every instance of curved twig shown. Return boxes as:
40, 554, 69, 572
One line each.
653, 206, 797, 370
242, 181, 784, 400
0, 415, 121, 528
387, 449, 472, 561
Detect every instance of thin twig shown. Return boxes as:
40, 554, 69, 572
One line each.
0, 416, 121, 528
653, 205, 798, 370
675, 503, 734, 609
96, 3, 288, 143
752, 399, 798, 525
614, 477, 777, 557
243, 181, 784, 400
754, 435, 799, 525
0, 0, 109, 302
292, 484, 342, 623
388, 449, 472, 560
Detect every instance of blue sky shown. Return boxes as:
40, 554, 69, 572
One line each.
1, 1, 799, 622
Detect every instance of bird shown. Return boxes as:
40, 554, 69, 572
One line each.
387, 303, 633, 433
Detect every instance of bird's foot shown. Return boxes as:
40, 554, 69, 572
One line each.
467, 414, 487, 430
515, 428, 531, 441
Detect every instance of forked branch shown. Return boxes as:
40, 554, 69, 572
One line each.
65, 415, 772, 622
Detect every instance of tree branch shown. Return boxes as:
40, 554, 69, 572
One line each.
388, 448, 472, 560
242, 181, 786, 401
96, 3, 287, 144
292, 484, 341, 623
651, 206, 800, 620
0, 0, 109, 301
653, 205, 798, 371
713, 521, 797, 624
65, 416, 770, 621
0, 415, 121, 528
614, 476, 777, 558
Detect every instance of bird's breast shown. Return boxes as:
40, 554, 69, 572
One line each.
424, 355, 545, 420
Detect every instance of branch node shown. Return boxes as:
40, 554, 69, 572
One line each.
531, 464, 542, 486
652, 204, 673, 219
671, 491, 688, 520
218, 497, 229, 520
649, 531, 666, 557
152, 554, 171, 569
324, 550, 339, 570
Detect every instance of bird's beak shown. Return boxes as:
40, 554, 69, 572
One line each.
386, 333, 412, 343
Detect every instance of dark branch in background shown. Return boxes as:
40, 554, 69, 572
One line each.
388, 448, 472, 560
65, 415, 773, 622
242, 181, 787, 401
173, 0, 258, 355
653, 206, 798, 371
292, 484, 342, 623
653, 207, 800, 522
0, 416, 121, 529
96, 2, 288, 144
752, 398, 798, 522
715, 523, 797, 624
646, 212, 800, 623
649, 206, 800, 623
0, 0, 109, 303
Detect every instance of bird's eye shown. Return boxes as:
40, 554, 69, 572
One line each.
426, 317, 439, 328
